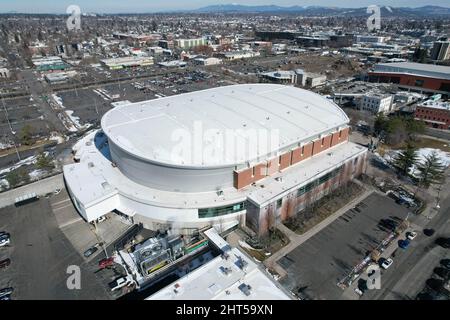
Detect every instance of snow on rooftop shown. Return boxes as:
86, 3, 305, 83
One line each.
101, 84, 349, 168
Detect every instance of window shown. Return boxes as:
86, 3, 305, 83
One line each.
198, 202, 246, 219
414, 79, 424, 87
276, 198, 282, 209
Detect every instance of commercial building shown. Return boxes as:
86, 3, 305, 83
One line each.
193, 57, 222, 66
430, 40, 450, 61
260, 70, 299, 84
32, 56, 70, 71
355, 35, 389, 44
64, 84, 367, 236
359, 93, 393, 114
414, 97, 450, 130
216, 50, 260, 61
100, 56, 154, 70
158, 60, 187, 68
296, 36, 330, 48
44, 71, 78, 84
174, 38, 207, 49
368, 62, 450, 94
0, 68, 10, 78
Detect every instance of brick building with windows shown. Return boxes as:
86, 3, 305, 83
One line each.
414, 99, 450, 130
368, 62, 450, 94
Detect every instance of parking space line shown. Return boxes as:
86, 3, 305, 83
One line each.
59, 217, 83, 229
51, 198, 71, 206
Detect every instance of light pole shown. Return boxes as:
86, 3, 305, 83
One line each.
1, 95, 21, 162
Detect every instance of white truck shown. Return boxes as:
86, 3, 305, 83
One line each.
108, 274, 134, 291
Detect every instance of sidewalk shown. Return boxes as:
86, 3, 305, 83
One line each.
264, 188, 374, 279
0, 173, 64, 209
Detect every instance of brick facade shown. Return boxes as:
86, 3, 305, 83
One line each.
245, 151, 367, 235
233, 127, 350, 189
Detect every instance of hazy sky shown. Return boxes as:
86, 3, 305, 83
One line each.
0, 0, 449, 14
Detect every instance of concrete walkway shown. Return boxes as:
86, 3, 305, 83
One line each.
264, 188, 374, 279
0, 173, 64, 209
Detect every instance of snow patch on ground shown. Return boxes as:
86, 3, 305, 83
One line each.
0, 154, 37, 176
0, 142, 13, 150
29, 169, 47, 180
385, 147, 450, 177
0, 178, 10, 191
52, 94, 92, 132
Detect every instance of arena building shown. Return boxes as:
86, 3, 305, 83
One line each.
63, 84, 367, 236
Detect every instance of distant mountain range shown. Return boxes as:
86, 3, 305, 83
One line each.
192, 4, 450, 16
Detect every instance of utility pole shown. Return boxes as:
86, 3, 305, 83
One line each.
1, 95, 21, 162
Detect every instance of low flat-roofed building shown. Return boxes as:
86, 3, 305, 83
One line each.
32, 56, 70, 71
216, 50, 260, 61
368, 62, 450, 93
158, 60, 187, 68
147, 231, 292, 300
260, 70, 298, 84
194, 57, 222, 66
100, 56, 154, 70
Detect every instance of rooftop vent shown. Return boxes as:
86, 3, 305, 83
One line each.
220, 266, 232, 276
217, 190, 224, 196
238, 283, 252, 296
88, 162, 94, 168
236, 255, 248, 270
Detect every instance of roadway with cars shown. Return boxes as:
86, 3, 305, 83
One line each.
361, 194, 450, 300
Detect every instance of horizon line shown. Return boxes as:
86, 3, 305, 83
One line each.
1, 4, 450, 15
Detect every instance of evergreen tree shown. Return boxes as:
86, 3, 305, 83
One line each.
416, 151, 445, 188
393, 143, 418, 176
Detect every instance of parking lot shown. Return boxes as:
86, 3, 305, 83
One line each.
0, 187, 134, 299
0, 96, 55, 144
0, 198, 110, 299
278, 192, 410, 300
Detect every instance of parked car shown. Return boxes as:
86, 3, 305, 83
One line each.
354, 288, 363, 296
406, 231, 418, 240
0, 294, 11, 300
98, 257, 114, 269
83, 246, 98, 258
424, 229, 435, 237
434, 267, 450, 279
435, 238, 450, 249
0, 232, 9, 239
0, 258, 11, 269
380, 258, 394, 269
440, 259, 450, 269
108, 275, 133, 291
399, 239, 410, 249
0, 287, 13, 298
